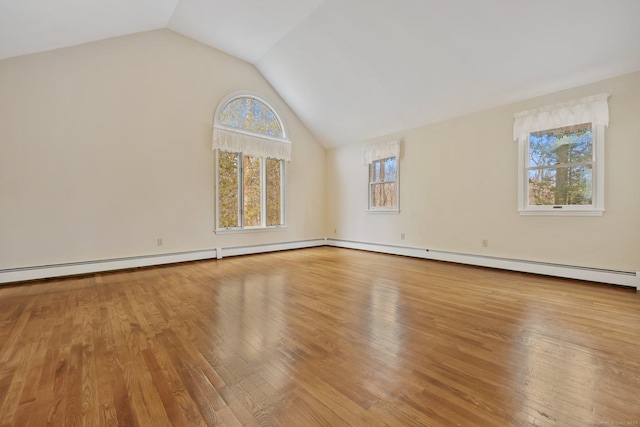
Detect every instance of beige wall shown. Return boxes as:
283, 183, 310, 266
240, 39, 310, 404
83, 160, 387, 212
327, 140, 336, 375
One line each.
0, 29, 326, 270
326, 72, 640, 272
2, 30, 638, 274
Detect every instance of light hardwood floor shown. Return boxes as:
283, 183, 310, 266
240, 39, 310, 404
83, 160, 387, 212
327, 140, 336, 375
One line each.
0, 247, 638, 426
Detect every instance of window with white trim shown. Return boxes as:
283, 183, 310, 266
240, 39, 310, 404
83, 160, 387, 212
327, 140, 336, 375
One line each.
363, 140, 400, 212
213, 93, 289, 231
513, 94, 609, 216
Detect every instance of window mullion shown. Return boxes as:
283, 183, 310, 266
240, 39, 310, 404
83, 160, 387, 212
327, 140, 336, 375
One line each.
527, 161, 593, 171
282, 160, 285, 225
238, 152, 244, 228
215, 149, 221, 230
278, 159, 285, 226
260, 157, 266, 227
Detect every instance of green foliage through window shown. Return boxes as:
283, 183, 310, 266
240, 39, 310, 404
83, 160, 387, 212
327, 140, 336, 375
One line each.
243, 156, 262, 227
218, 153, 283, 228
527, 123, 593, 206
218, 152, 240, 228
218, 97, 283, 138
266, 158, 282, 226
215, 94, 286, 230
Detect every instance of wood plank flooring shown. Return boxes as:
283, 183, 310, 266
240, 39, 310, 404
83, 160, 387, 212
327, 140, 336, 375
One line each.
0, 247, 638, 426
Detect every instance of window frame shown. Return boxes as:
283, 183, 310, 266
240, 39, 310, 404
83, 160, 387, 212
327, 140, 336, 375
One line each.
213, 92, 288, 233
517, 122, 605, 216
367, 155, 400, 213
215, 93, 285, 139
514, 93, 609, 217
215, 151, 286, 232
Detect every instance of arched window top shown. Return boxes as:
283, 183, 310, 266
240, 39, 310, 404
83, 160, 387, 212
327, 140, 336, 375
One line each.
217, 94, 284, 138
213, 92, 291, 161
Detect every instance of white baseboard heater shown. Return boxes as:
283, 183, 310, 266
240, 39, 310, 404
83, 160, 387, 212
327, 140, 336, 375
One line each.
326, 239, 639, 290
0, 239, 325, 285
0, 238, 637, 290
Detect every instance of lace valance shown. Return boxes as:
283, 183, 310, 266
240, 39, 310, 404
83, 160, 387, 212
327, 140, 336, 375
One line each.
513, 93, 610, 142
362, 140, 401, 165
213, 127, 291, 161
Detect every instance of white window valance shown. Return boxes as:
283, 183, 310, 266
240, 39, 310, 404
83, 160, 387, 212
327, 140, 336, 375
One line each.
362, 140, 401, 165
213, 126, 291, 161
513, 93, 610, 143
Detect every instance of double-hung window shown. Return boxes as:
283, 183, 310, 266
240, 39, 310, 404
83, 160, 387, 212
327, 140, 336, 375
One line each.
213, 93, 290, 231
369, 157, 398, 209
513, 94, 609, 216
363, 140, 400, 212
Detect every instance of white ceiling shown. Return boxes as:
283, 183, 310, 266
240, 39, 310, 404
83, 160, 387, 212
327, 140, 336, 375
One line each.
2, 0, 640, 148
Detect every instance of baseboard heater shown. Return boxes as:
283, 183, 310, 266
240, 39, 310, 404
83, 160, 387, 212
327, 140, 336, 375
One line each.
0, 238, 637, 290
0, 239, 325, 285
325, 239, 639, 290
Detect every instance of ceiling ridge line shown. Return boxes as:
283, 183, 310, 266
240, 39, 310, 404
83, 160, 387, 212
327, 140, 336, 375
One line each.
165, 0, 183, 28
253, 0, 328, 65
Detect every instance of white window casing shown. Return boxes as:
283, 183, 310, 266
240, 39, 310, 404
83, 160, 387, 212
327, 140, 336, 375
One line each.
364, 140, 401, 213
514, 94, 609, 216
213, 92, 288, 231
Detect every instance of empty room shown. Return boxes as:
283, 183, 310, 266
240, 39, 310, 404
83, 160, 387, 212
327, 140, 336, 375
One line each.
1, 1, 639, 426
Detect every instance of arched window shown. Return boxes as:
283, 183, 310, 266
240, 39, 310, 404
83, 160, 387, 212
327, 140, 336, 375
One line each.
218, 96, 283, 138
213, 93, 290, 231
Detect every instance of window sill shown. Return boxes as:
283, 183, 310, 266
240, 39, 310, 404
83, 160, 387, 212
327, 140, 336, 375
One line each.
215, 226, 288, 235
518, 209, 604, 217
366, 209, 400, 215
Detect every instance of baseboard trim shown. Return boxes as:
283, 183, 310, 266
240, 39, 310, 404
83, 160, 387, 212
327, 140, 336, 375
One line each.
1, 238, 637, 290
0, 249, 218, 285
326, 239, 640, 290
218, 239, 325, 258
0, 239, 325, 285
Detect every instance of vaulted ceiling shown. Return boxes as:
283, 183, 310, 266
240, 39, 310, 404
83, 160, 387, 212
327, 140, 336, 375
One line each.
2, 0, 639, 147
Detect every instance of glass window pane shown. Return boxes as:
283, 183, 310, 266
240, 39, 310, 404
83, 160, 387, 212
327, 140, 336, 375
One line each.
218, 152, 240, 228
370, 158, 398, 183
370, 161, 380, 183
243, 156, 262, 227
529, 123, 592, 167
383, 157, 397, 180
218, 97, 283, 138
528, 165, 593, 206
266, 158, 282, 226
371, 183, 396, 208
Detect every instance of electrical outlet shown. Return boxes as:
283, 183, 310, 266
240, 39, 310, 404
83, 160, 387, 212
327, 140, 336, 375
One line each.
157, 238, 163, 246
482, 239, 489, 247
334, 228, 337, 234
400, 233, 406, 240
